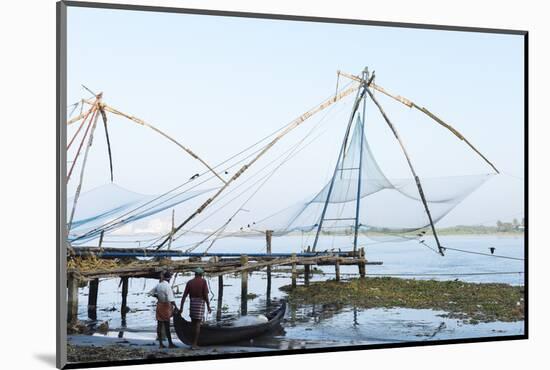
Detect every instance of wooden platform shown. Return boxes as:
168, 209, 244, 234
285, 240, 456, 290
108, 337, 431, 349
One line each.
66, 246, 382, 324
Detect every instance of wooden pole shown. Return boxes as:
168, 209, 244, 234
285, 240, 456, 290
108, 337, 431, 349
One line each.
87, 278, 99, 321
304, 264, 310, 286
98, 106, 114, 182
155, 84, 360, 250
353, 71, 368, 254
335, 258, 341, 282
98, 230, 104, 253
291, 253, 297, 289
358, 248, 366, 278
313, 84, 367, 251
95, 103, 228, 185
266, 230, 272, 305
240, 255, 248, 315
304, 245, 311, 285
216, 274, 224, 322
168, 209, 175, 252
337, 71, 499, 174
365, 86, 445, 256
68, 99, 102, 231
120, 277, 129, 325
67, 273, 79, 324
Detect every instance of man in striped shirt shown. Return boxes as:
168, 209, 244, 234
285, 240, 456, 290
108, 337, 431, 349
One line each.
180, 267, 211, 349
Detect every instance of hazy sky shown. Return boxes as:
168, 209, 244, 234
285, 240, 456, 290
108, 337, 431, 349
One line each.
66, 6, 524, 231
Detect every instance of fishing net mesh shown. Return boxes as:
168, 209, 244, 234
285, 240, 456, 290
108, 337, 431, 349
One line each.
233, 115, 492, 247
68, 184, 214, 244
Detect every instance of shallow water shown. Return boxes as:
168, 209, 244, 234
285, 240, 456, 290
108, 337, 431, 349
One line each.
75, 235, 525, 349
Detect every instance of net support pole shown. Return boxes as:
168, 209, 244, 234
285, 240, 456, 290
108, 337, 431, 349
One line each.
154, 83, 360, 250
337, 71, 499, 174
312, 76, 367, 252
365, 86, 445, 256
68, 96, 102, 232
352, 69, 368, 255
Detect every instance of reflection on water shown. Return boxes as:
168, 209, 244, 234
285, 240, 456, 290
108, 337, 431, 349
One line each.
76, 236, 525, 348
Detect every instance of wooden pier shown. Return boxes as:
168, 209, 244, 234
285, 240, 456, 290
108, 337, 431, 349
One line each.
67, 242, 382, 324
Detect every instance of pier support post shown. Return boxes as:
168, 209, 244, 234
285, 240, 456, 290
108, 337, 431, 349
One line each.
240, 255, 248, 315
304, 245, 311, 285
335, 258, 341, 282
266, 230, 273, 306
358, 247, 366, 278
88, 278, 99, 321
67, 273, 79, 324
120, 277, 129, 325
291, 253, 297, 289
216, 275, 224, 321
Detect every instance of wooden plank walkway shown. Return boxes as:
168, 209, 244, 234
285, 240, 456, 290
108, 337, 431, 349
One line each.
66, 246, 382, 324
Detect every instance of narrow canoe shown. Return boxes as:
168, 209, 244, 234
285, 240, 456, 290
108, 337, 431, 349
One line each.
173, 301, 286, 346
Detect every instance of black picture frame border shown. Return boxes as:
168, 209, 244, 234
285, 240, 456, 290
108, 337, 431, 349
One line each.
56, 1, 529, 369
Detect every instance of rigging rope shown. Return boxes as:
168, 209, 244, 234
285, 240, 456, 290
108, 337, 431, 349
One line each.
71, 83, 355, 244
442, 246, 524, 261
177, 99, 347, 251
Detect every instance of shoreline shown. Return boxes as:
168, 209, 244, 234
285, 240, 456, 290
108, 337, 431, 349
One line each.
281, 277, 524, 324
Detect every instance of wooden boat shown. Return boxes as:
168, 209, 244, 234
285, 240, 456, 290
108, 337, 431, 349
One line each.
173, 301, 286, 346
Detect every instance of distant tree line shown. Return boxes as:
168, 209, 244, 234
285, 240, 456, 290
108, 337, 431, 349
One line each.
496, 217, 524, 232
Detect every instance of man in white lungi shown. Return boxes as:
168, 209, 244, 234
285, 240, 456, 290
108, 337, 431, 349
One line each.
149, 271, 179, 348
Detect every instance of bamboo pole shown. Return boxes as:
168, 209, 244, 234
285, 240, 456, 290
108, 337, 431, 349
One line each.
291, 253, 297, 289
120, 277, 129, 325
216, 274, 224, 322
67, 273, 79, 324
266, 230, 272, 301
98, 230, 105, 253
358, 247, 366, 278
96, 103, 227, 185
68, 99, 102, 231
155, 83, 360, 250
88, 278, 99, 320
312, 82, 366, 251
67, 105, 94, 125
240, 255, 248, 315
67, 106, 98, 182
338, 71, 499, 173
67, 105, 94, 149
168, 209, 175, 251
99, 106, 114, 182
365, 86, 445, 256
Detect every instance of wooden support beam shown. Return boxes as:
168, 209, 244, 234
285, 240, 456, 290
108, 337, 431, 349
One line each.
304, 245, 311, 285
87, 278, 99, 321
240, 255, 248, 315
291, 253, 297, 289
216, 275, 223, 322
335, 258, 341, 282
120, 277, 129, 325
67, 273, 79, 324
68, 254, 383, 280
358, 248, 366, 278
266, 230, 272, 305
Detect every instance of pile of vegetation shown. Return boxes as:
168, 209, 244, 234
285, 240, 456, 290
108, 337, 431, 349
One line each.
281, 277, 524, 323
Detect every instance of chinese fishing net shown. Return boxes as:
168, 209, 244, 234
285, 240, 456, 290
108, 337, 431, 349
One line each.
229, 114, 492, 249
68, 183, 214, 244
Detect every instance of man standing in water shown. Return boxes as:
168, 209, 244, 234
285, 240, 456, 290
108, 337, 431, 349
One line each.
180, 267, 211, 349
149, 270, 178, 348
